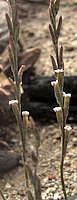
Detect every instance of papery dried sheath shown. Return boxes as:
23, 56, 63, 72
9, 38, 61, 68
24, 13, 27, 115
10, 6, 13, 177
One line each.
20, 83, 24, 94
54, 84, 63, 107
9, 77, 17, 93
22, 111, 29, 116
64, 125, 72, 132
64, 93, 71, 121
11, 101, 20, 123
53, 107, 63, 128
9, 77, 14, 86
22, 111, 29, 128
51, 80, 63, 107
9, 100, 20, 126
18, 65, 25, 82
9, 99, 18, 105
54, 69, 64, 91
64, 126, 72, 157
22, 112, 28, 138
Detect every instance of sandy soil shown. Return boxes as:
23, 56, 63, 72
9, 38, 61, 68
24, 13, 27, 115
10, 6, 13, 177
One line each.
0, 0, 77, 200
19, 0, 77, 76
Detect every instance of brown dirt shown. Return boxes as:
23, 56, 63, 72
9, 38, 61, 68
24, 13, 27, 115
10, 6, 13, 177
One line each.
0, 0, 77, 200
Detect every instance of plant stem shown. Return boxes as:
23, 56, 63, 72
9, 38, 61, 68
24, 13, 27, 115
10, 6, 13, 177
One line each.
55, 42, 60, 68
17, 87, 29, 190
60, 110, 67, 200
60, 143, 67, 200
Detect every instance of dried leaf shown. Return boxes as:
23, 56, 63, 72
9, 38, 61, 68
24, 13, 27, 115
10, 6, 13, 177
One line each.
49, 24, 56, 46
12, 102, 20, 124
56, 16, 62, 40
6, 13, 13, 36
50, 55, 57, 70
59, 45, 64, 69
49, 12, 56, 32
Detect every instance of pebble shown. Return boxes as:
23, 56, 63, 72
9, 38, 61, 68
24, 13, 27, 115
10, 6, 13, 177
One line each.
54, 192, 61, 200
5, 183, 11, 189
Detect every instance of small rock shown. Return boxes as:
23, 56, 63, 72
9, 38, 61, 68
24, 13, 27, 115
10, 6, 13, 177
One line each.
5, 183, 11, 189
54, 192, 61, 200
49, 175, 56, 180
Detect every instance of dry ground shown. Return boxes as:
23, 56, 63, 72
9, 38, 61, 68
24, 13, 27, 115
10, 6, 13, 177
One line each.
0, 0, 77, 199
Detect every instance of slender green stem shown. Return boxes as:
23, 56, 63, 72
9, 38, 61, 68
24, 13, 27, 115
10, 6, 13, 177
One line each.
60, 140, 67, 200
49, 1, 69, 200
17, 88, 29, 190
11, 11, 29, 189
60, 110, 67, 200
